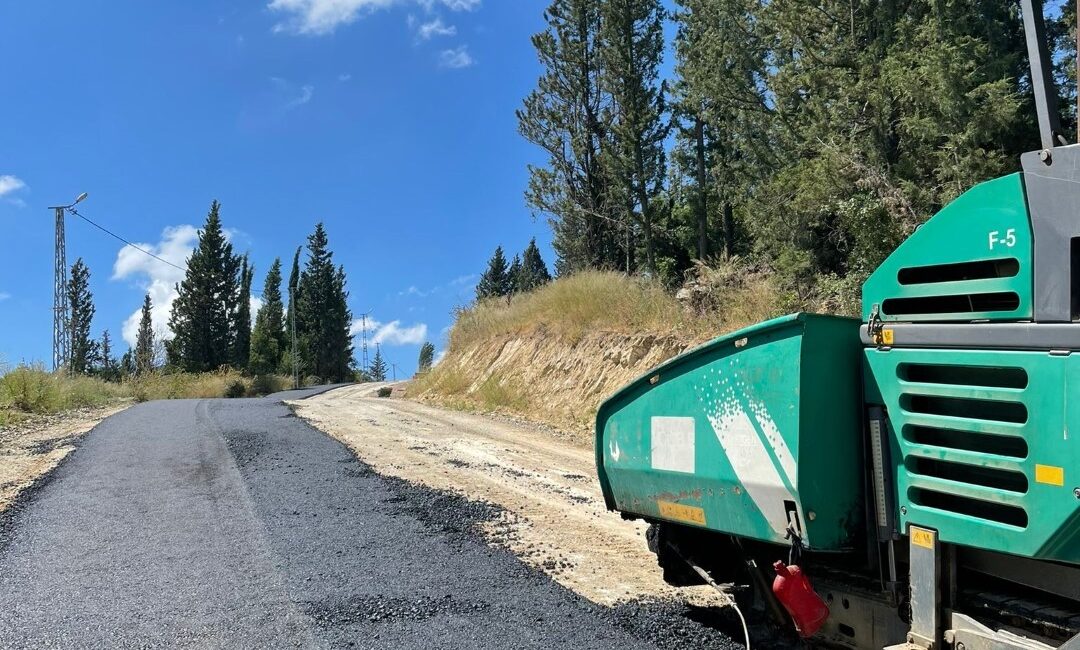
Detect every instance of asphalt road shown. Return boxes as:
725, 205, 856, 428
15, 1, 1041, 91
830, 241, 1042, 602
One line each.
0, 391, 742, 649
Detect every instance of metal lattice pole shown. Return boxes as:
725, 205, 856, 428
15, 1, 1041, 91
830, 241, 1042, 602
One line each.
52, 207, 69, 373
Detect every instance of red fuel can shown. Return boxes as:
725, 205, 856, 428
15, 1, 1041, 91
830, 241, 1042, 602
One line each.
772, 560, 830, 637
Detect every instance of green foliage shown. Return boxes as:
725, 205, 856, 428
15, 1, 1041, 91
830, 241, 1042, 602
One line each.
600, 0, 667, 273
231, 255, 254, 371
95, 329, 119, 381
368, 346, 388, 382
135, 294, 155, 376
168, 200, 242, 373
515, 238, 552, 292
250, 258, 287, 375
521, 0, 1049, 303
476, 245, 513, 299
67, 258, 97, 375
224, 379, 247, 399
518, 0, 623, 274
295, 224, 354, 383
417, 342, 436, 373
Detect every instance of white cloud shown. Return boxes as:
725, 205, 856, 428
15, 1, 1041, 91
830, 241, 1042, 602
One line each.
417, 17, 455, 40
0, 292, 10, 302
0, 175, 27, 206
438, 45, 474, 69
285, 84, 314, 110
449, 273, 477, 287
112, 225, 198, 348
0, 175, 26, 197
433, 348, 446, 365
349, 316, 427, 346
399, 285, 429, 298
373, 321, 428, 345
269, 0, 479, 35
338, 73, 352, 81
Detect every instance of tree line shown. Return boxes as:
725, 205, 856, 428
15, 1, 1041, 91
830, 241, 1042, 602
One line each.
519, 0, 1078, 303
63, 201, 356, 384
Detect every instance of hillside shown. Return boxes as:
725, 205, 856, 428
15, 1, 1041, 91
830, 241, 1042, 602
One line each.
408, 269, 783, 441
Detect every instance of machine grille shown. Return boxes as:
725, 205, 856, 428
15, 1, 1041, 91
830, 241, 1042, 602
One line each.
896, 361, 1030, 529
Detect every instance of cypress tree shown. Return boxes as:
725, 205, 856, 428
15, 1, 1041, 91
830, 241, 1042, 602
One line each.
231, 255, 254, 371
168, 201, 242, 372
476, 246, 512, 299
417, 342, 435, 373
296, 224, 354, 383
250, 258, 286, 375
369, 345, 387, 382
518, 238, 552, 292
284, 246, 302, 378
135, 294, 155, 376
67, 258, 96, 375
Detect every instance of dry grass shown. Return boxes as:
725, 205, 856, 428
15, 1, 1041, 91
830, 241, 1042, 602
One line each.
450, 267, 781, 351
0, 365, 295, 428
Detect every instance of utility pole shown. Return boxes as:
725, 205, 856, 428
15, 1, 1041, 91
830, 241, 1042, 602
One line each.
390, 363, 399, 382
359, 309, 372, 373
47, 192, 87, 373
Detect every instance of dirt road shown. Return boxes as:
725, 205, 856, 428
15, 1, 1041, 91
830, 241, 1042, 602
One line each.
289, 383, 725, 609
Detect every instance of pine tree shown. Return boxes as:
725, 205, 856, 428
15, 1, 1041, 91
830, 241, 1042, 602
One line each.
231, 255, 254, 371
517, 238, 552, 292
120, 349, 135, 377
519, 0, 622, 274
476, 246, 512, 299
417, 342, 435, 373
296, 224, 354, 383
135, 294, 155, 376
98, 330, 117, 381
168, 201, 242, 372
369, 345, 387, 382
508, 254, 523, 294
250, 258, 286, 375
67, 258, 96, 374
600, 0, 668, 274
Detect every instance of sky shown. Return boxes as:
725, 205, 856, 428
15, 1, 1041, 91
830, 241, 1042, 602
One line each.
0, 0, 555, 377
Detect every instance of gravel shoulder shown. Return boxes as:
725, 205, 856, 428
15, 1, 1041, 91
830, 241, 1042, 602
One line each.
0, 404, 128, 513
288, 383, 725, 609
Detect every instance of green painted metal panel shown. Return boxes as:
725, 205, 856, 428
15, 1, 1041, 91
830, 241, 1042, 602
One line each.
861, 174, 1033, 323
864, 347, 1080, 564
596, 313, 863, 550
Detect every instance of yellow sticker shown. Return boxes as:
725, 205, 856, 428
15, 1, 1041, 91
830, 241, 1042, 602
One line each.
657, 500, 707, 526
880, 329, 894, 345
910, 527, 935, 549
1035, 464, 1065, 487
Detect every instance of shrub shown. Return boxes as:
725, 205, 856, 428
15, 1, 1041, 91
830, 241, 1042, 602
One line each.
0, 364, 56, 413
224, 379, 247, 399
250, 374, 289, 396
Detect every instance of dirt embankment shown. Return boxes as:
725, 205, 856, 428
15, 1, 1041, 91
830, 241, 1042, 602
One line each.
0, 405, 127, 513
410, 328, 694, 442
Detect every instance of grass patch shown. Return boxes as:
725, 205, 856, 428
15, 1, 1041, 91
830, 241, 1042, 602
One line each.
448, 267, 782, 351
0, 364, 298, 425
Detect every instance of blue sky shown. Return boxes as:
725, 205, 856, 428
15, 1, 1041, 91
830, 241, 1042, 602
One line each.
0, 0, 555, 376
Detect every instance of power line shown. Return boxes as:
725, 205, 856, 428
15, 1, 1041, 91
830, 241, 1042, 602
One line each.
68, 207, 186, 272
66, 206, 267, 297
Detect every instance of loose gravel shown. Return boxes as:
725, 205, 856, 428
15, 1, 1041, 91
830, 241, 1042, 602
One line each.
0, 389, 749, 649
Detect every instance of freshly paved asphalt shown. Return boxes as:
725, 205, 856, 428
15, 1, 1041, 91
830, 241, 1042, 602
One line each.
0, 391, 741, 649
